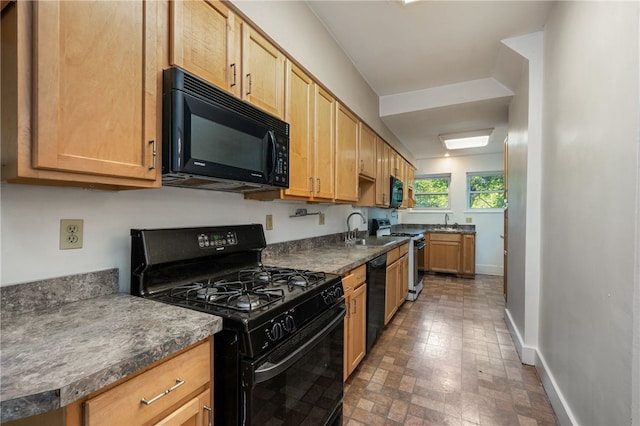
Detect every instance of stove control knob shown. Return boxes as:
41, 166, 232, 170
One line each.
269, 322, 283, 341
283, 315, 296, 332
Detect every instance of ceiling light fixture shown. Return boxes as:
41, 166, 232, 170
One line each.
440, 129, 494, 150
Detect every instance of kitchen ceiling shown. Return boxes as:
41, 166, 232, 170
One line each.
306, 0, 554, 160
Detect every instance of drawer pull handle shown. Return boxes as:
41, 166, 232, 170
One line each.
140, 378, 185, 405
204, 405, 212, 426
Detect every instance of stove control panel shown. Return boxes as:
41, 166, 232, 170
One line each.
197, 231, 237, 249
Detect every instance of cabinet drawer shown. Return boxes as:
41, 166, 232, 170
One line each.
85, 339, 211, 426
429, 233, 462, 242
399, 243, 409, 257
386, 247, 400, 264
351, 264, 366, 285
342, 272, 357, 294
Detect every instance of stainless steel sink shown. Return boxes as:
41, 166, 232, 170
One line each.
346, 238, 398, 247
431, 227, 460, 232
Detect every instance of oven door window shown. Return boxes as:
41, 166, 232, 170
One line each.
242, 305, 345, 425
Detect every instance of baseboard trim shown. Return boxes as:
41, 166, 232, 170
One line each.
476, 264, 503, 276
535, 351, 579, 426
503, 308, 577, 425
504, 308, 536, 364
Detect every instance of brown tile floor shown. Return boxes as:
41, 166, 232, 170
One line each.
343, 274, 558, 426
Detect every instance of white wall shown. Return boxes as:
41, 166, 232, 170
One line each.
0, 183, 362, 290
0, 1, 386, 291
539, 2, 640, 425
398, 153, 504, 275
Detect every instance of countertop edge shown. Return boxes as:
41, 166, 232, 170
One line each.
0, 294, 223, 423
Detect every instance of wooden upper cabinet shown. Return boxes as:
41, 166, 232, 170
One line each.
284, 62, 314, 198
24, 1, 160, 186
375, 138, 390, 206
242, 27, 285, 119
335, 103, 359, 203
170, 0, 242, 97
313, 86, 335, 201
358, 123, 376, 179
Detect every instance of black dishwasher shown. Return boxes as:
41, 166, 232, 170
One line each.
366, 253, 387, 352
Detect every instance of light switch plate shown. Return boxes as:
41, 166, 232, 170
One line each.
266, 214, 273, 230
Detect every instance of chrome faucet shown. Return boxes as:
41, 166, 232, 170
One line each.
346, 212, 366, 241
444, 213, 450, 227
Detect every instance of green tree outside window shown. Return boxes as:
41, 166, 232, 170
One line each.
467, 172, 505, 209
414, 175, 450, 209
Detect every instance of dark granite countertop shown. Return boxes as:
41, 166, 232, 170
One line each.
0, 269, 222, 422
263, 236, 411, 275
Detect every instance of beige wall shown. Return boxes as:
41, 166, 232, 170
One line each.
540, 2, 639, 424
505, 62, 528, 340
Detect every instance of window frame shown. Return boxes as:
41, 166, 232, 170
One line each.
466, 171, 505, 210
413, 173, 451, 210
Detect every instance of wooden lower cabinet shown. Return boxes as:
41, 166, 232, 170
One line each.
461, 234, 476, 277
384, 243, 409, 325
384, 259, 400, 325
343, 265, 367, 381
424, 233, 476, 278
154, 389, 210, 426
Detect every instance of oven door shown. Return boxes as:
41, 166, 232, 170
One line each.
242, 303, 346, 425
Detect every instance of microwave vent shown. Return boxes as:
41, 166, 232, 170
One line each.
181, 71, 289, 136
162, 173, 277, 193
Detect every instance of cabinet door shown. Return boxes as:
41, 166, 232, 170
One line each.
429, 241, 461, 273
284, 62, 314, 198
358, 123, 376, 179
33, 1, 158, 182
170, 0, 241, 97
153, 389, 211, 426
347, 283, 367, 376
399, 254, 408, 305
335, 103, 359, 202
242, 27, 285, 118
384, 261, 399, 324
461, 234, 476, 276
313, 86, 335, 201
376, 138, 390, 206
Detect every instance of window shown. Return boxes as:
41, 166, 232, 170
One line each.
467, 172, 505, 209
414, 174, 450, 209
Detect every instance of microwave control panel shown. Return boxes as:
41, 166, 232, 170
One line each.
273, 135, 289, 186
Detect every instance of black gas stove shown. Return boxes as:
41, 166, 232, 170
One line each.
130, 224, 345, 425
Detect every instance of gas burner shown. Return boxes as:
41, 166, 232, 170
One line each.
254, 271, 271, 282
234, 294, 262, 310
288, 274, 308, 287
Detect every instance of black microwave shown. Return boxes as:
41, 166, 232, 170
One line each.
390, 176, 403, 208
162, 67, 289, 192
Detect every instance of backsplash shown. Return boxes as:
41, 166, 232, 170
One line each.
0, 269, 118, 320
262, 231, 367, 258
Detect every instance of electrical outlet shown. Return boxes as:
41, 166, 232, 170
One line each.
319, 213, 325, 225
60, 219, 83, 250
466, 217, 473, 223
265, 214, 273, 230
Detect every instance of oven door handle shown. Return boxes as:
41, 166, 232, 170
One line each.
254, 305, 346, 384
414, 241, 426, 250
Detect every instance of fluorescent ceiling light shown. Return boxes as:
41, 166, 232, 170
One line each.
440, 129, 493, 150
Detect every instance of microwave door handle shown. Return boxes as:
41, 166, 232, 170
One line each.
267, 130, 276, 180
